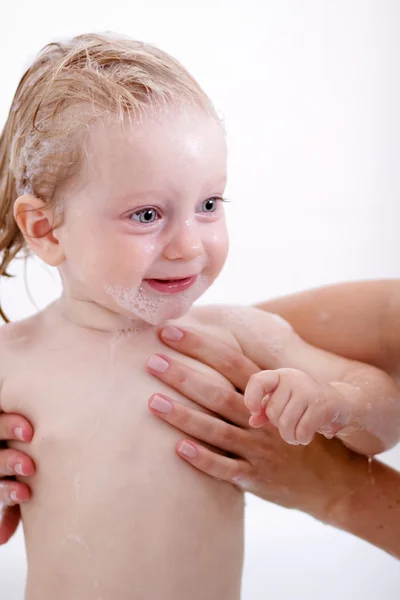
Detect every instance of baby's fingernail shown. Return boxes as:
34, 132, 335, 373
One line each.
261, 394, 271, 409
248, 416, 264, 428
14, 464, 24, 475
161, 326, 183, 341
13, 427, 24, 441
149, 395, 172, 414
178, 442, 197, 458
147, 355, 169, 373
247, 404, 262, 416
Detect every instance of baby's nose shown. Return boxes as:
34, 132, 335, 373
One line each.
163, 223, 204, 261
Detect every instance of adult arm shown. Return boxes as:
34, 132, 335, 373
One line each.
256, 279, 400, 377
148, 326, 400, 560
191, 305, 400, 454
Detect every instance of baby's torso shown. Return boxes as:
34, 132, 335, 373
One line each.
0, 309, 244, 600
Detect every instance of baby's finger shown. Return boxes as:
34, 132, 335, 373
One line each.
0, 413, 33, 443
149, 394, 248, 455
0, 505, 21, 545
296, 402, 345, 444
0, 449, 35, 477
263, 376, 293, 427
244, 371, 280, 415
278, 398, 308, 444
175, 439, 250, 486
295, 407, 327, 445
0, 481, 31, 507
158, 326, 260, 391
248, 413, 268, 428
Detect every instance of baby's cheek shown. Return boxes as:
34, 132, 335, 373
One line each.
206, 226, 229, 277
85, 249, 117, 286
99, 239, 149, 286
115, 239, 156, 278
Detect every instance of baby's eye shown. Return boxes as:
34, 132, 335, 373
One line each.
198, 198, 218, 213
130, 208, 159, 223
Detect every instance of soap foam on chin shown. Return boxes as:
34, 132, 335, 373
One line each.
105, 273, 209, 326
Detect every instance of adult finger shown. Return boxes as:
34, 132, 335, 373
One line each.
0, 480, 31, 507
158, 326, 260, 391
175, 439, 250, 486
0, 448, 35, 477
0, 505, 21, 545
0, 413, 33, 443
148, 393, 249, 455
147, 354, 249, 428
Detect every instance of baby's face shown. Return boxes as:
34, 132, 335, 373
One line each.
57, 108, 228, 325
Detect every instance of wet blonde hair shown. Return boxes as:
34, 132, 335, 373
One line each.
0, 32, 216, 320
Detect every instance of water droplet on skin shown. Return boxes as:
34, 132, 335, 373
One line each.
316, 311, 331, 324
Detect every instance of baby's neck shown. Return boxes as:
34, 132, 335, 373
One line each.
56, 293, 153, 334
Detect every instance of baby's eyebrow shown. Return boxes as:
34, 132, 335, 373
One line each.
113, 190, 163, 204
113, 177, 227, 205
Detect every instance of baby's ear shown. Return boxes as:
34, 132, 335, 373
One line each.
13, 194, 65, 266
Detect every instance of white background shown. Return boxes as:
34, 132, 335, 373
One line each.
1, 1, 400, 598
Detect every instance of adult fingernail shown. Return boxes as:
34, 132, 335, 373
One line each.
14, 427, 24, 441
178, 442, 197, 458
147, 355, 169, 373
149, 394, 172, 414
14, 464, 24, 475
10, 491, 19, 503
161, 326, 183, 341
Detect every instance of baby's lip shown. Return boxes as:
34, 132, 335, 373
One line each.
145, 274, 200, 282
143, 276, 198, 294
149, 277, 188, 281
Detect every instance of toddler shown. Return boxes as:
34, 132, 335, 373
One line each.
0, 33, 399, 600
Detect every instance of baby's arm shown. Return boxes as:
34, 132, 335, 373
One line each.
197, 306, 400, 455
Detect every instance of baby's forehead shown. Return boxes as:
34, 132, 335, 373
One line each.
83, 109, 226, 171
77, 108, 227, 197
89, 107, 223, 142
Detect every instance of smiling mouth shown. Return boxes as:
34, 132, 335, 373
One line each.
144, 276, 198, 294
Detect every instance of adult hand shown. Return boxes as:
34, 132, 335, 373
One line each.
0, 413, 35, 544
146, 326, 357, 520
146, 325, 400, 560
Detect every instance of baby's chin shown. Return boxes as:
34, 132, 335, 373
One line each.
127, 299, 194, 327
107, 273, 212, 327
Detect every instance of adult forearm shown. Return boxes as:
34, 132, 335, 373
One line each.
323, 455, 400, 560
256, 280, 400, 374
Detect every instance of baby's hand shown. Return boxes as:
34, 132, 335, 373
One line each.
244, 368, 351, 445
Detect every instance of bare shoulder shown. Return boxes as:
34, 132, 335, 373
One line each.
190, 304, 292, 333
0, 313, 43, 348
180, 305, 240, 349
0, 316, 39, 408
0, 313, 45, 375
188, 304, 295, 361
